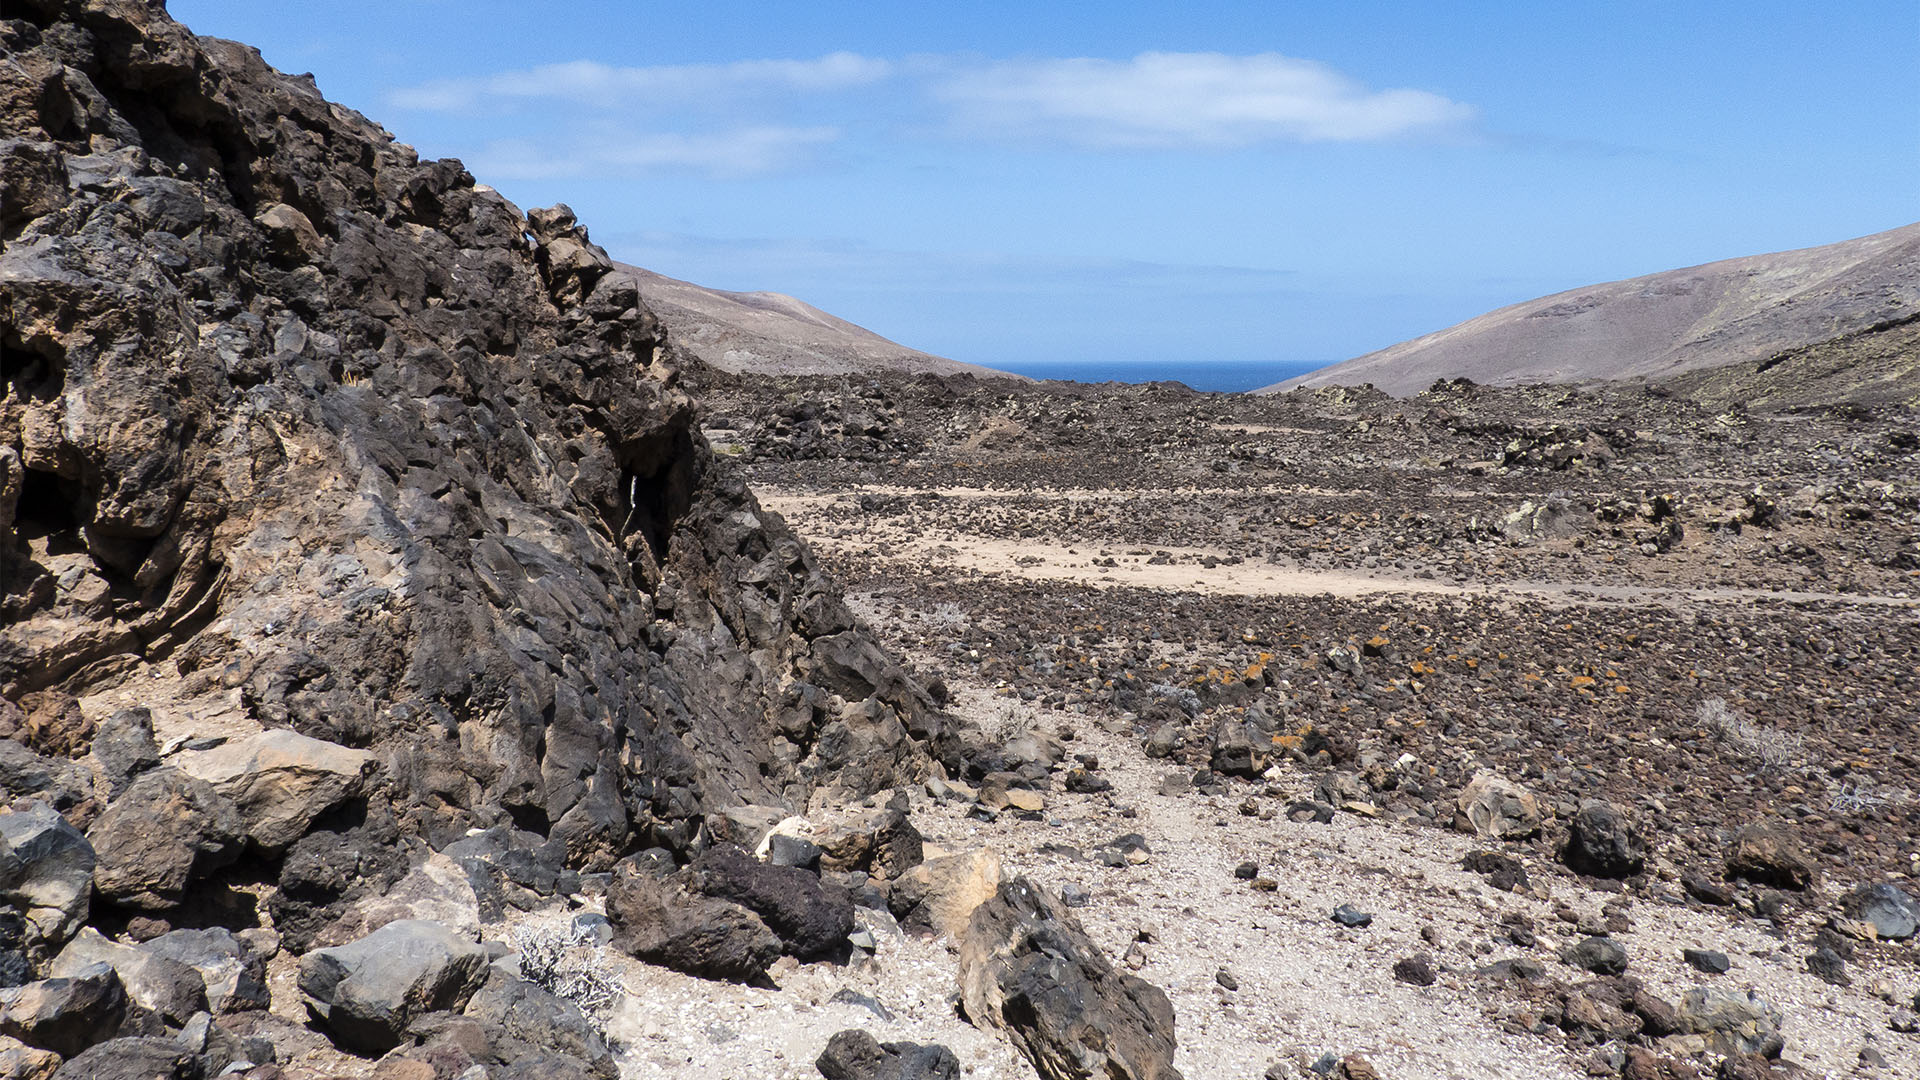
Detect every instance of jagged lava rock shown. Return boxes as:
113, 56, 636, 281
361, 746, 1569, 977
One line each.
958, 877, 1182, 1080
686, 842, 853, 961
815, 1028, 961, 1080
85, 767, 244, 909
297, 919, 489, 1053
604, 862, 781, 983
0, 0, 941, 882
0, 804, 94, 962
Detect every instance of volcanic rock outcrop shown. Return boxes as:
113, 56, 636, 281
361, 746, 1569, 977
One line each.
2, 0, 940, 945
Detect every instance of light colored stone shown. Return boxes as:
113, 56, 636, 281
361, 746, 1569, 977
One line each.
0, 803, 94, 961
48, 928, 207, 1025
0, 1034, 60, 1080
1004, 789, 1045, 814
298, 919, 488, 1054
889, 848, 1002, 939
347, 852, 482, 939
254, 203, 322, 260
175, 729, 374, 853
1453, 771, 1542, 840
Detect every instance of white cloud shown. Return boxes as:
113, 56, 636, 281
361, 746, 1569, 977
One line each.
389, 53, 892, 112
935, 52, 1476, 147
389, 50, 1477, 180
472, 126, 841, 180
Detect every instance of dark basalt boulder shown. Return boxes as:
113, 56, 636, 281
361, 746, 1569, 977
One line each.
687, 843, 854, 961
1560, 799, 1646, 879
463, 970, 617, 1080
49, 1036, 198, 1080
82, 708, 162, 799
816, 1029, 961, 1080
1725, 824, 1815, 891
0, 0, 942, 890
604, 862, 781, 984
0, 962, 128, 1058
380, 1011, 602, 1080
958, 877, 1182, 1080
86, 767, 245, 910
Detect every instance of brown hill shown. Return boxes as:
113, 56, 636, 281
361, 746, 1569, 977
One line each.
1263, 223, 1920, 398
621, 264, 1015, 379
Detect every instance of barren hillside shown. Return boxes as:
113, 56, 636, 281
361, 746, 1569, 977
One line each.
623, 264, 1013, 379
1266, 224, 1920, 398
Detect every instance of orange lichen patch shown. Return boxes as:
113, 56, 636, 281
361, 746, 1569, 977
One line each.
1615, 685, 1631, 694
1409, 660, 1436, 676
1521, 672, 1543, 682
1570, 675, 1597, 689
1366, 635, 1390, 649
1272, 734, 1303, 750
1464, 658, 1479, 669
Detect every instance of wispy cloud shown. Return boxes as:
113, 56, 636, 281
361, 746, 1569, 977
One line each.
936, 52, 1476, 147
388, 50, 1478, 178
388, 53, 892, 112
605, 230, 1298, 295
471, 126, 840, 180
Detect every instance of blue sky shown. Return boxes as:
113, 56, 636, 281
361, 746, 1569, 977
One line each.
172, 1, 1919, 385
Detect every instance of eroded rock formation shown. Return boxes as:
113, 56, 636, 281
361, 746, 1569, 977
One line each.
2, 0, 938, 916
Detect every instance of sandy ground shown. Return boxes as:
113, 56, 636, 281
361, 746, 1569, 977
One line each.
453, 674, 1920, 1080
918, 685, 1920, 1080
765, 492, 1920, 610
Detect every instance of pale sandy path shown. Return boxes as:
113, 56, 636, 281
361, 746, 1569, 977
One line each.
796, 531, 1920, 609
761, 484, 1482, 506
763, 497, 1920, 610
921, 684, 1920, 1080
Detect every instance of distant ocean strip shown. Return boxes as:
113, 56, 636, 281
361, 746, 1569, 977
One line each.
992, 360, 1323, 393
